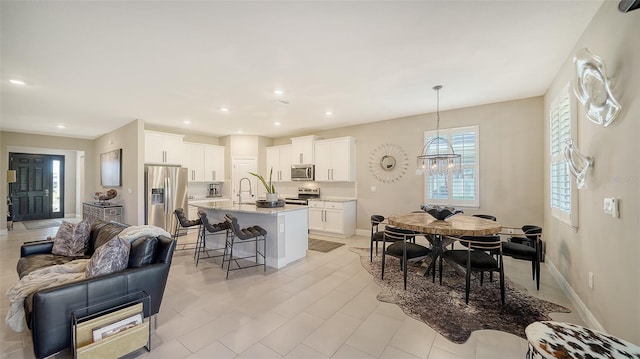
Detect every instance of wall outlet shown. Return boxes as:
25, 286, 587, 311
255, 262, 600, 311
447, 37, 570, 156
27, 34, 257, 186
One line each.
588, 272, 594, 289
370, 186, 377, 192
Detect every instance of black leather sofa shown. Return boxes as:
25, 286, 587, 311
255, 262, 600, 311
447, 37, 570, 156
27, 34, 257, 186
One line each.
16, 220, 177, 358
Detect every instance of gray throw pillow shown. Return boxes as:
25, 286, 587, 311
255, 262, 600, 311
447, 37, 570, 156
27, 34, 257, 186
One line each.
51, 220, 90, 257
85, 235, 130, 278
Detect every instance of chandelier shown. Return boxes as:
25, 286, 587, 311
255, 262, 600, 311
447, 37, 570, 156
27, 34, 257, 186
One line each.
416, 85, 461, 175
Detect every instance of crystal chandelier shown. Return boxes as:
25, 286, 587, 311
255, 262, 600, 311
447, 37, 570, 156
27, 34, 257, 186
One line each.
416, 85, 461, 175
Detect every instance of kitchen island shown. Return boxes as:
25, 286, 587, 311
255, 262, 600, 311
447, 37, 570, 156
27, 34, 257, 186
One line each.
194, 202, 309, 269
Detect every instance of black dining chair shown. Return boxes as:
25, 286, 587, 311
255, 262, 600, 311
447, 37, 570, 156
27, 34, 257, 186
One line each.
441, 235, 505, 305
381, 226, 431, 290
370, 215, 386, 262
501, 225, 543, 290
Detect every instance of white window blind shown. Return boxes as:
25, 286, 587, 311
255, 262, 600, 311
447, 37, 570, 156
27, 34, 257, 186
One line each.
424, 125, 479, 207
549, 84, 577, 226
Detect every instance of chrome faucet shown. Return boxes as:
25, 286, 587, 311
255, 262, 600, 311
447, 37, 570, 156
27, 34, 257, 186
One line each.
238, 177, 253, 203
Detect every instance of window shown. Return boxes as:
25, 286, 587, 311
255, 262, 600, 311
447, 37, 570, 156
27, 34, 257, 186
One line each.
549, 84, 577, 227
424, 125, 479, 208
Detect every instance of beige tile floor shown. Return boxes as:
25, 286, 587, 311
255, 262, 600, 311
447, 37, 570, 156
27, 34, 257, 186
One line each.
0, 220, 583, 359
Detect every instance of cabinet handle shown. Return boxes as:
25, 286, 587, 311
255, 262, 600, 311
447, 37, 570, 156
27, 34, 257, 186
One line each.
212, 171, 216, 180
331, 168, 334, 180
299, 153, 303, 164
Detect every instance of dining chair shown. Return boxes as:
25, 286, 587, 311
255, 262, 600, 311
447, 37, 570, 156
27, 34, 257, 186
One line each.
440, 235, 505, 305
502, 225, 543, 290
370, 215, 386, 262
381, 226, 431, 290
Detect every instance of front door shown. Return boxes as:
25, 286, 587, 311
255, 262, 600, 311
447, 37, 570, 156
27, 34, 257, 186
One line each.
9, 153, 65, 221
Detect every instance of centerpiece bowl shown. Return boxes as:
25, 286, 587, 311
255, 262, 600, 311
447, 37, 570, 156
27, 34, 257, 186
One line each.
421, 205, 462, 221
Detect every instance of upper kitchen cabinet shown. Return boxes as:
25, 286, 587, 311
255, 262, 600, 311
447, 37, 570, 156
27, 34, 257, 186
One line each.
182, 142, 225, 182
291, 135, 319, 165
266, 145, 292, 182
314, 136, 356, 182
204, 145, 225, 182
145, 131, 184, 165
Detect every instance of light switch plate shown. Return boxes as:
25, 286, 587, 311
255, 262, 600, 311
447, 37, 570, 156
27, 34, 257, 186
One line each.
603, 197, 619, 218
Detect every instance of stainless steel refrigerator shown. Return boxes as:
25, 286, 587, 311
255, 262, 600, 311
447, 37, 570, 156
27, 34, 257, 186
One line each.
144, 165, 188, 232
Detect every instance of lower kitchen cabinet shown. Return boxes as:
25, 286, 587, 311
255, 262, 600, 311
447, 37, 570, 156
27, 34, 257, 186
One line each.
308, 200, 356, 238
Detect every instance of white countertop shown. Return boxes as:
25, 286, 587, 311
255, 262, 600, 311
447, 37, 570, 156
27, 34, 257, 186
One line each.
308, 197, 357, 203
188, 197, 230, 205
193, 201, 309, 214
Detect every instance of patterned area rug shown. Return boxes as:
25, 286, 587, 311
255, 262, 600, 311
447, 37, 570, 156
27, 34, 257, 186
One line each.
308, 238, 345, 253
350, 247, 570, 343
22, 219, 63, 230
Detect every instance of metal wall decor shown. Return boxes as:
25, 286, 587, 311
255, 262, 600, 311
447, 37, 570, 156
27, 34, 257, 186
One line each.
563, 138, 593, 189
573, 48, 621, 127
369, 143, 409, 183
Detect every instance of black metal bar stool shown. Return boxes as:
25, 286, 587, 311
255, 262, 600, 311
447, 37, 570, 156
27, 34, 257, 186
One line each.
173, 208, 201, 257
195, 210, 229, 267
222, 213, 267, 279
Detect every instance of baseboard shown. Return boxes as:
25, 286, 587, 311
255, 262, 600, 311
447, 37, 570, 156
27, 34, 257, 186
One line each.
355, 228, 369, 237
545, 258, 605, 332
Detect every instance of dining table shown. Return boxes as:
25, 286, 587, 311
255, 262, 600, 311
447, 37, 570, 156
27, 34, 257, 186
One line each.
387, 212, 502, 281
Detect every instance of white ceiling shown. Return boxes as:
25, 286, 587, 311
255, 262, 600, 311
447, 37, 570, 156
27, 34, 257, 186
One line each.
0, 1, 603, 140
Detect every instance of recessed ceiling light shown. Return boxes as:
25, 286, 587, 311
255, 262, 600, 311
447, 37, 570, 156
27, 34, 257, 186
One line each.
56, 124, 65, 129
183, 120, 191, 125
273, 89, 284, 95
220, 107, 229, 112
237, 129, 243, 134
325, 111, 333, 116
274, 122, 281, 126
9, 79, 26, 85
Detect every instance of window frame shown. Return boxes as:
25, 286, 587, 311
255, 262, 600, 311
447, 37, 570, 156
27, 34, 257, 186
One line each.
549, 83, 578, 228
423, 125, 480, 208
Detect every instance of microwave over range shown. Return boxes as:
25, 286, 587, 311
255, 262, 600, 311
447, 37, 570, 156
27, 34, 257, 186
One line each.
291, 164, 315, 181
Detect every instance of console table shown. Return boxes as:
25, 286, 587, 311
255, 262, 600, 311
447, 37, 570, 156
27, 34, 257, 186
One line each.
82, 203, 124, 224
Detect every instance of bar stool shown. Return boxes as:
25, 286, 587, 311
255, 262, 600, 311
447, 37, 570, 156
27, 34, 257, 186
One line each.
195, 210, 229, 267
222, 214, 267, 279
173, 208, 201, 257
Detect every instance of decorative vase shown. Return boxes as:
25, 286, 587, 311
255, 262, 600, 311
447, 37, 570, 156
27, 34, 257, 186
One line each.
266, 193, 279, 202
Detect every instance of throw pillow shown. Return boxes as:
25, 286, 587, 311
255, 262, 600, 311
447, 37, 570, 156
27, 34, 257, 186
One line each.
85, 235, 130, 278
128, 237, 158, 268
51, 220, 91, 257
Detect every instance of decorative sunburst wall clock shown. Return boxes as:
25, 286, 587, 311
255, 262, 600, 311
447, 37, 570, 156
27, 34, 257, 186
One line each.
369, 143, 409, 183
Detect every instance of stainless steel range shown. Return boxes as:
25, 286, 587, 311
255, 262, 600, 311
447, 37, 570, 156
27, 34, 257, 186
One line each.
284, 187, 320, 205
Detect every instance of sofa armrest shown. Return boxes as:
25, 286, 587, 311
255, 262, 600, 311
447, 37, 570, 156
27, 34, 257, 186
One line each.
28, 263, 171, 358
20, 240, 54, 257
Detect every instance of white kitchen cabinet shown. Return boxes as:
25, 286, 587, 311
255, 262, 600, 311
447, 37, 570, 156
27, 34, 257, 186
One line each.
182, 142, 225, 182
307, 200, 356, 237
290, 135, 319, 165
204, 145, 225, 182
266, 145, 292, 182
183, 142, 205, 181
145, 131, 184, 165
188, 205, 199, 221
314, 137, 356, 181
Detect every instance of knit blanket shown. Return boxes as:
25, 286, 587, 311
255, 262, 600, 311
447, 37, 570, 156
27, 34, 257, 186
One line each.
6, 259, 90, 332
118, 225, 171, 242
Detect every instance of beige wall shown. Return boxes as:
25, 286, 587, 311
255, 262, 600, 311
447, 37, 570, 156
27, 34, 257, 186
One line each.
94, 120, 145, 225
279, 96, 545, 231
0, 131, 94, 231
543, 2, 640, 343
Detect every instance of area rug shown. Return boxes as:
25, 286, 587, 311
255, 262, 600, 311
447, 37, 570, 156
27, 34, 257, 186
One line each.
308, 238, 345, 253
350, 247, 570, 343
22, 219, 63, 230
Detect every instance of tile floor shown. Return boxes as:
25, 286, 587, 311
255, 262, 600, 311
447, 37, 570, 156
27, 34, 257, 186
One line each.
0, 221, 583, 359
